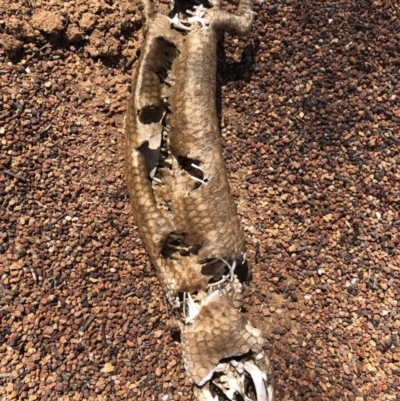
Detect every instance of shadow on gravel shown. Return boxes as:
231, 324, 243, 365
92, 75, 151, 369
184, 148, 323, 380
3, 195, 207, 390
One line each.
216, 38, 260, 120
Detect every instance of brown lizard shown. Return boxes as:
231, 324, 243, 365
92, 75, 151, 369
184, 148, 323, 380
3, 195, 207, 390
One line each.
125, 0, 275, 399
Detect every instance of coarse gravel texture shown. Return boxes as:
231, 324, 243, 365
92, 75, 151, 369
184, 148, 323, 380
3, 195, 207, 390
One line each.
1, 0, 400, 400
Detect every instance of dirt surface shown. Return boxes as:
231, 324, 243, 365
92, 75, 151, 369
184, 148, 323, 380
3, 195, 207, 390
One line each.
1, 0, 400, 400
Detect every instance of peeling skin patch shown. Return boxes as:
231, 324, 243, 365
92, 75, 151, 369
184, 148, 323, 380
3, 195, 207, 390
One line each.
162, 231, 197, 259
201, 258, 226, 278
137, 139, 162, 177
157, 40, 179, 87
138, 103, 166, 124
177, 156, 208, 188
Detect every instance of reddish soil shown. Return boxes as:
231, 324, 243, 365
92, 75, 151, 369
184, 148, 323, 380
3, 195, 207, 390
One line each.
1, 0, 399, 400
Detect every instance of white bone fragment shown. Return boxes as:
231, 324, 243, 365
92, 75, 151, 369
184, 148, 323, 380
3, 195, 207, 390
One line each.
215, 363, 227, 372
187, 16, 207, 28
163, 77, 174, 86
165, 243, 186, 251
218, 258, 236, 281
244, 361, 268, 401
213, 381, 233, 400
234, 361, 244, 375
231, 260, 237, 281
190, 175, 208, 185
267, 385, 275, 401
207, 274, 229, 289
195, 385, 218, 401
203, 290, 221, 306
185, 292, 200, 323
182, 292, 187, 317
169, 14, 191, 31
218, 371, 245, 400
190, 163, 203, 171
186, 5, 207, 30
230, 359, 245, 374
170, 253, 183, 261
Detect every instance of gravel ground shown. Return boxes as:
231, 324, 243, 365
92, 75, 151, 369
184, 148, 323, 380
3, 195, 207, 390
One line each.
1, 0, 400, 400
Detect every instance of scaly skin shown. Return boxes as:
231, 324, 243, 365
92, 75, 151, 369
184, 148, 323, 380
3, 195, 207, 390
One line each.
167, 23, 245, 263
125, 1, 275, 399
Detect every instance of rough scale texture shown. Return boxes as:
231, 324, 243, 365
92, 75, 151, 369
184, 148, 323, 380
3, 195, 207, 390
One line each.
168, 25, 245, 262
181, 292, 264, 384
124, 4, 253, 296
125, 0, 255, 294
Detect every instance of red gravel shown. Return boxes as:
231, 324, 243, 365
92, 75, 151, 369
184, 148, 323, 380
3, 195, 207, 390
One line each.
1, 0, 400, 400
